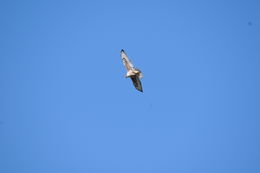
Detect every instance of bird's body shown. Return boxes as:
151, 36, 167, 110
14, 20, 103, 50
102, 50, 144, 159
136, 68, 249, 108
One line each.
120, 49, 143, 92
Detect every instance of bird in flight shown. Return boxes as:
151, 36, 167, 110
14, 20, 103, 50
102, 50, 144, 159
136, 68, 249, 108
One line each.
120, 49, 143, 92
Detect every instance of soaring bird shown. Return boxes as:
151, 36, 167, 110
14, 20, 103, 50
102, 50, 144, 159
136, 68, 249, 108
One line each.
120, 49, 143, 92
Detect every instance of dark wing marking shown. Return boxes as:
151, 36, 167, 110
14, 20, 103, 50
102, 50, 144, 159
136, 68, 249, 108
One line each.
121, 49, 134, 71
130, 75, 143, 92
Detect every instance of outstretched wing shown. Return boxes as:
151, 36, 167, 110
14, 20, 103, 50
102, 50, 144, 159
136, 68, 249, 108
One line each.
130, 75, 143, 92
121, 49, 134, 71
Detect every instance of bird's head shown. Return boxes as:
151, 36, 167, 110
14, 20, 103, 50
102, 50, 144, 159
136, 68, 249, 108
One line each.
134, 69, 143, 78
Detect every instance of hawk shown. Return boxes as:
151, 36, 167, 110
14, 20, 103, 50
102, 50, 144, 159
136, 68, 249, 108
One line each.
120, 49, 143, 92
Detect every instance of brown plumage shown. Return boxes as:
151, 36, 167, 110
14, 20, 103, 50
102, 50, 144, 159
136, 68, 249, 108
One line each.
120, 49, 143, 92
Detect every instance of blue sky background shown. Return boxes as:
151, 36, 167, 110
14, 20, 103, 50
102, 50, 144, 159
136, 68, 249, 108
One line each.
0, 0, 260, 172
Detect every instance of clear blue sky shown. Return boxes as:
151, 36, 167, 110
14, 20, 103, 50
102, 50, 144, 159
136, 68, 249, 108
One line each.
0, 0, 260, 172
